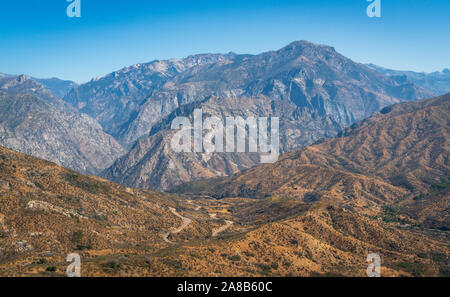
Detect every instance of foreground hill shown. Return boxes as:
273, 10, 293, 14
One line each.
174, 94, 450, 229
0, 145, 447, 277
0, 145, 181, 262
0, 75, 124, 174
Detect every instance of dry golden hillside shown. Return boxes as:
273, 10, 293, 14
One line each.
0, 144, 448, 277
0, 145, 196, 275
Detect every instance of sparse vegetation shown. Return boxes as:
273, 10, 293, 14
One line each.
431, 181, 449, 190
257, 264, 272, 275
381, 205, 404, 223
35, 259, 47, 265
396, 262, 428, 277
103, 261, 123, 272
71, 230, 83, 243
0, 133, 448, 278
161, 259, 183, 270
64, 173, 107, 194
228, 255, 241, 261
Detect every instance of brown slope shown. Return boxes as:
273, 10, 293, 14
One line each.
290, 93, 450, 192
120, 203, 447, 277
0, 146, 447, 277
0, 145, 182, 258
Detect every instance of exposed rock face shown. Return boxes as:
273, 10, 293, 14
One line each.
102, 95, 342, 190
64, 41, 431, 147
367, 64, 450, 96
0, 76, 125, 174
2, 41, 432, 188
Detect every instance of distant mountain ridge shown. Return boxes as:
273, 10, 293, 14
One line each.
0, 41, 437, 188
34, 77, 78, 99
64, 41, 431, 148
0, 73, 77, 99
366, 64, 450, 96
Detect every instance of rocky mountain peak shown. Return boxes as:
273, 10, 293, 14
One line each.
17, 74, 29, 82
279, 40, 337, 58
0, 75, 35, 90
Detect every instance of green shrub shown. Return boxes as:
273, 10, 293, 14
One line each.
36, 259, 47, 264
431, 182, 449, 190
439, 266, 450, 277
71, 230, 83, 243
396, 262, 428, 276
257, 264, 272, 275
228, 255, 241, 261
34, 182, 44, 190
64, 173, 107, 194
161, 258, 183, 270
381, 205, 403, 223
76, 244, 92, 251
429, 252, 447, 263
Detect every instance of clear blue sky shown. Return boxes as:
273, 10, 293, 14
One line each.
1, 0, 449, 83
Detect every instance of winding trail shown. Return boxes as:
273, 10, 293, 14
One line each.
212, 220, 234, 237
162, 200, 234, 243
187, 200, 202, 211
162, 207, 192, 243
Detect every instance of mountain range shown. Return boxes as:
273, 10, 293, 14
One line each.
0, 40, 446, 189
64, 40, 433, 190
102, 95, 342, 190
0, 72, 77, 99
367, 64, 450, 96
63, 41, 431, 148
1, 19, 449, 278
0, 93, 447, 276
